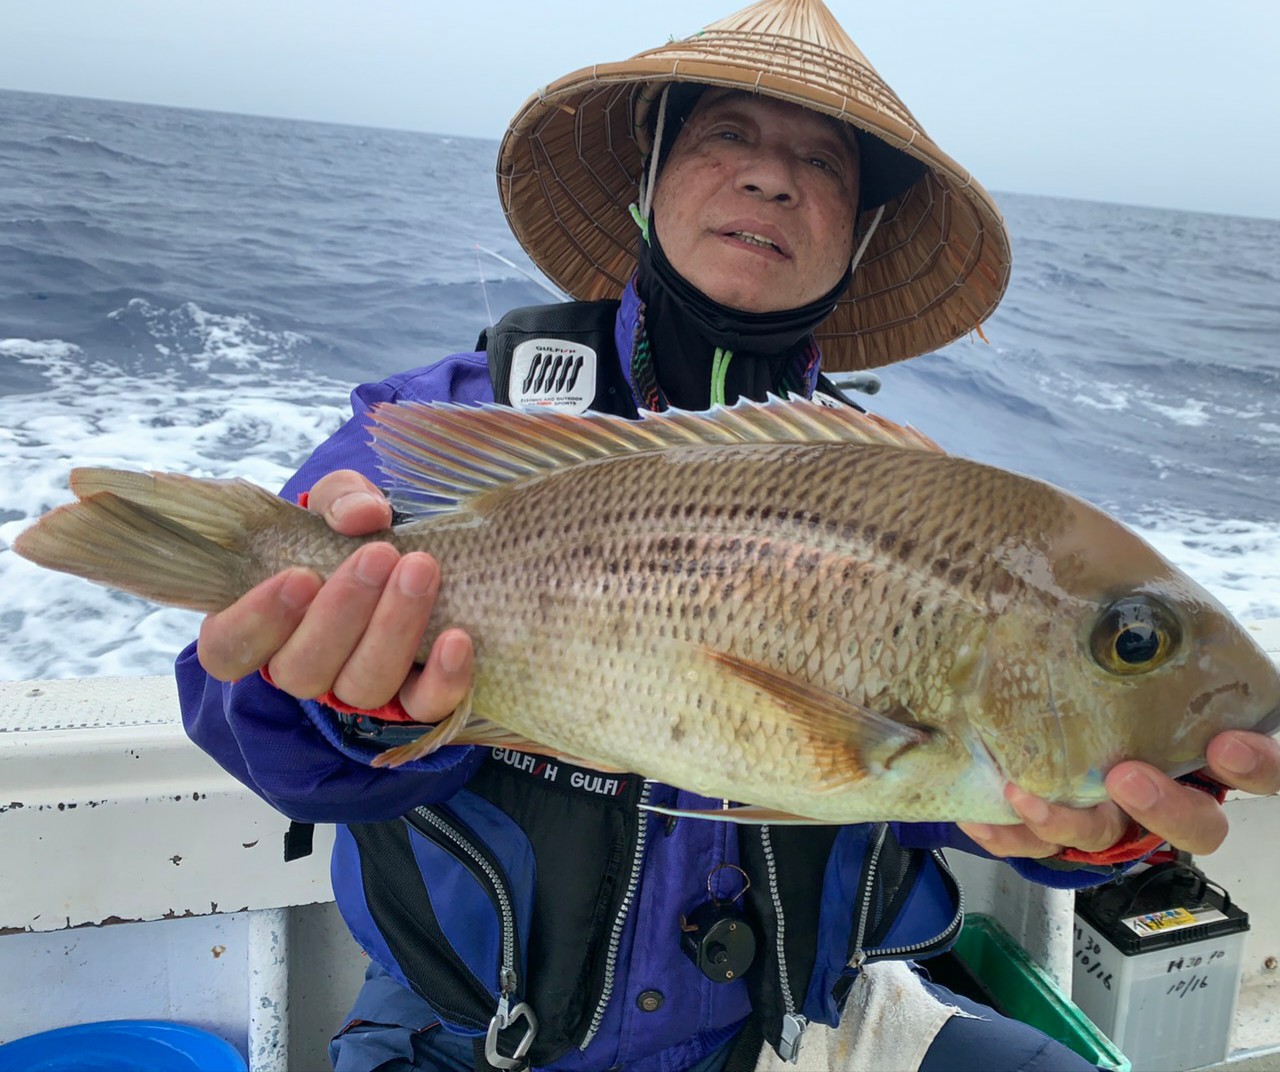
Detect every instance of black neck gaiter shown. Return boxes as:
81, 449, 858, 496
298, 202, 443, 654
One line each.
635, 221, 849, 410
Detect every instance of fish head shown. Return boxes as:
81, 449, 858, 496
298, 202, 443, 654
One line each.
968, 493, 1280, 805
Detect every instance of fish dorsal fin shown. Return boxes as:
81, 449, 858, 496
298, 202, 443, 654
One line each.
370, 396, 943, 515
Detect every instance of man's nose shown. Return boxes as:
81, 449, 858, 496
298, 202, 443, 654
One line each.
736, 146, 799, 203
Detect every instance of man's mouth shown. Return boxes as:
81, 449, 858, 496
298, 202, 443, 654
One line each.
727, 230, 782, 253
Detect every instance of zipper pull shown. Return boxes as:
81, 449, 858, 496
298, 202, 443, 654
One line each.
777, 1013, 808, 1063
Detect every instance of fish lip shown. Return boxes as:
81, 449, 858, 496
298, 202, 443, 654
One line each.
717, 219, 792, 258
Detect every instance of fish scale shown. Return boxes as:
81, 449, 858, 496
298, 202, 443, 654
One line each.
13, 398, 1280, 823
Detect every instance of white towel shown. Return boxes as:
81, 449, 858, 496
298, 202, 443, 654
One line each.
755, 961, 980, 1072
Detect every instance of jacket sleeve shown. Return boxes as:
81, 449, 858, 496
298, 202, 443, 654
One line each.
174, 356, 493, 823
894, 823, 1138, 891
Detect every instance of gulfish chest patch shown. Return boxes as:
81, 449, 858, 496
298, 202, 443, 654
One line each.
509, 338, 598, 413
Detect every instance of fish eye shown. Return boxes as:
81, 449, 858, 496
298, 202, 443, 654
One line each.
1090, 596, 1182, 675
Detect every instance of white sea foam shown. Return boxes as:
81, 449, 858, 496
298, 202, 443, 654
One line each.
0, 338, 83, 361
1070, 387, 1130, 412
0, 308, 353, 681
1141, 397, 1211, 427
1129, 512, 1280, 623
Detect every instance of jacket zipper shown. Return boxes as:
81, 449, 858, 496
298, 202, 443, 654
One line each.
848, 823, 890, 965
408, 806, 538, 1067
849, 836, 964, 968
760, 825, 808, 1063
578, 779, 655, 1050
865, 850, 964, 960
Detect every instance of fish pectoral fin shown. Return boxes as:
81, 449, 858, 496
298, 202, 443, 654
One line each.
704, 649, 932, 791
639, 802, 841, 825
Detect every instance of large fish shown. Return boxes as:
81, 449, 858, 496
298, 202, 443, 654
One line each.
12, 399, 1280, 823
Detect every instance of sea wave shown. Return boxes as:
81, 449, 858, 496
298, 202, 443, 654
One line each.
0, 314, 354, 680
37, 132, 175, 168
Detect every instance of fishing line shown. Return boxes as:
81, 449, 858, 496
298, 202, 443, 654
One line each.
473, 244, 568, 302
474, 244, 495, 326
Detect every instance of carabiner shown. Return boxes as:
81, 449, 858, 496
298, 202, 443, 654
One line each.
484, 998, 538, 1070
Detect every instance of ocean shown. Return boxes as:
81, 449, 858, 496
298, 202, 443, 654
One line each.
1, 87, 1278, 682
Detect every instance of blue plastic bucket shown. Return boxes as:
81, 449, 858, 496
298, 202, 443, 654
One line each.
0, 1020, 246, 1072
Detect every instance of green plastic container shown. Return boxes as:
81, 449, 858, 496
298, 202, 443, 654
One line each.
952, 913, 1131, 1072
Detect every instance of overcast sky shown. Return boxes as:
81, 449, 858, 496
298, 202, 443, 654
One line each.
2, 0, 1278, 220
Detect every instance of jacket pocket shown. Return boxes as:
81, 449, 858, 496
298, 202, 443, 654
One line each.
802, 825, 962, 1026
341, 788, 535, 1043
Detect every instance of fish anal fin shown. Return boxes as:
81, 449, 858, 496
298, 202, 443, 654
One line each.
371, 689, 475, 769
639, 803, 840, 825
704, 649, 932, 791
371, 693, 624, 773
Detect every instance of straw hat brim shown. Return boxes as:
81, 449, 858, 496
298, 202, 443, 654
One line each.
498, 40, 1011, 371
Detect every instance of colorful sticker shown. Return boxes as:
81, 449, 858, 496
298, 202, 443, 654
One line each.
1122, 905, 1227, 937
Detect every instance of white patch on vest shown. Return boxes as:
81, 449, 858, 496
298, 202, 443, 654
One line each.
510, 338, 598, 413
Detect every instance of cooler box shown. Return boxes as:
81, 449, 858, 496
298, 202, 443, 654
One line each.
1072, 861, 1249, 1072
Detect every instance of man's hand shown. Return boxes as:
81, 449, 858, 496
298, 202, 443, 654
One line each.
959, 730, 1280, 860
196, 469, 473, 723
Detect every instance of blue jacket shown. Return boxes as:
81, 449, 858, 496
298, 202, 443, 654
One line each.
176, 284, 1111, 1071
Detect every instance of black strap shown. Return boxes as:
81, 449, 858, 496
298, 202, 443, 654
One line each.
814, 372, 866, 411
723, 1017, 766, 1072
283, 819, 314, 862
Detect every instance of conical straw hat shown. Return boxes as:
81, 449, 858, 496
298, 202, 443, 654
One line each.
498, 0, 1012, 372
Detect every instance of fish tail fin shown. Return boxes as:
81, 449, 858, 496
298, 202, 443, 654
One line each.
13, 468, 304, 614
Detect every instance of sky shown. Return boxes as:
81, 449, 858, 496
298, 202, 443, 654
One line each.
2, 0, 1279, 220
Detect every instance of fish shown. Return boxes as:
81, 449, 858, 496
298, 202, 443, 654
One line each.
12, 398, 1280, 824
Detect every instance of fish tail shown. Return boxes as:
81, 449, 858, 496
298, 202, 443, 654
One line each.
13, 468, 304, 614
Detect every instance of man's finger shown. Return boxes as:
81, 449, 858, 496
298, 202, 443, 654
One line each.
197, 568, 321, 681
400, 629, 474, 725
1106, 762, 1229, 856
1205, 731, 1280, 797
331, 553, 441, 710
307, 470, 393, 536
1005, 786, 1130, 855
267, 543, 399, 698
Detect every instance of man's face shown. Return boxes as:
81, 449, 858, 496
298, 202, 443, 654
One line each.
651, 90, 860, 313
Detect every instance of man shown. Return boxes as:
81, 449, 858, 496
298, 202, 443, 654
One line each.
179, 2, 1280, 1069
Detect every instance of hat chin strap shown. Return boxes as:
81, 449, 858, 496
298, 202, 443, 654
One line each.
850, 204, 884, 274
631, 86, 673, 243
